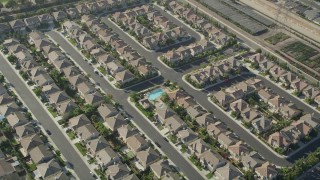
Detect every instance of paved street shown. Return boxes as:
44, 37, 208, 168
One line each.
46, 31, 205, 180
101, 17, 294, 166
0, 55, 94, 180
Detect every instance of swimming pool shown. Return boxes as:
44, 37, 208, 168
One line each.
147, 88, 165, 101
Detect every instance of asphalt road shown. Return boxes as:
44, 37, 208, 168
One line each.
101, 17, 295, 166
46, 31, 205, 180
0, 55, 94, 180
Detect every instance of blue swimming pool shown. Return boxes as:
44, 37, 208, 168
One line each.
147, 88, 165, 101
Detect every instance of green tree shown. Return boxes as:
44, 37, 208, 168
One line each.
0, 74, 4, 83
5, 0, 17, 8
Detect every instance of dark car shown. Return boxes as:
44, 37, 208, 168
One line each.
155, 142, 161, 148
163, 137, 169, 142
46, 129, 52, 135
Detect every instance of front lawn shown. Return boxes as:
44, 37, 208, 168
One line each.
75, 142, 87, 156
47, 106, 58, 117
67, 131, 76, 140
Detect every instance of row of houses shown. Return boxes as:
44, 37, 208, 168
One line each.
162, 39, 215, 65
188, 57, 242, 87
62, 17, 157, 85
0, 0, 138, 37
157, 87, 279, 179
268, 114, 319, 151
249, 53, 320, 108
2, 38, 79, 117
67, 102, 179, 179
0, 84, 68, 179
112, 7, 190, 50
165, 0, 229, 46
29, 31, 105, 107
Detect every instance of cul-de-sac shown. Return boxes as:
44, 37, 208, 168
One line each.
0, 0, 320, 179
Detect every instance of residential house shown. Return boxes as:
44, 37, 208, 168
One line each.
96, 147, 120, 169
106, 61, 125, 76
207, 121, 228, 138
85, 92, 104, 106
115, 70, 135, 85
245, 78, 264, 90
225, 87, 245, 100
217, 132, 237, 149
29, 145, 54, 164
56, 99, 77, 115
105, 163, 131, 180
229, 99, 249, 113
48, 91, 69, 106
164, 115, 187, 134
86, 136, 109, 155
0, 23, 10, 36
14, 123, 36, 139
98, 104, 118, 119
252, 116, 272, 134
38, 14, 54, 25
76, 4, 90, 15
76, 124, 99, 142
68, 114, 91, 131
255, 162, 278, 180
24, 16, 40, 29
186, 105, 205, 119
269, 65, 286, 80
6, 111, 28, 129
33, 73, 54, 87
199, 150, 225, 172
258, 89, 274, 103
228, 141, 249, 161
66, 8, 80, 19
188, 139, 210, 157
117, 125, 139, 143
103, 114, 126, 131
136, 148, 161, 170
126, 134, 149, 153
214, 163, 242, 180
302, 86, 320, 99
37, 159, 64, 179
290, 79, 309, 93
20, 134, 44, 154
52, 11, 67, 22
150, 160, 172, 179
213, 91, 234, 108
267, 95, 286, 112
259, 60, 275, 72
0, 102, 20, 117
0, 93, 14, 106
9, 19, 26, 33
177, 129, 198, 144
241, 152, 265, 171
279, 72, 298, 86
279, 103, 301, 119
195, 113, 216, 127
241, 108, 260, 123
268, 132, 291, 149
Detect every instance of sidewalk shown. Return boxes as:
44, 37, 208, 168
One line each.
0, 52, 98, 178
127, 97, 209, 179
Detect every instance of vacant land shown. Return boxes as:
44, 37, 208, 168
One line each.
265, 32, 290, 45
281, 41, 318, 62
